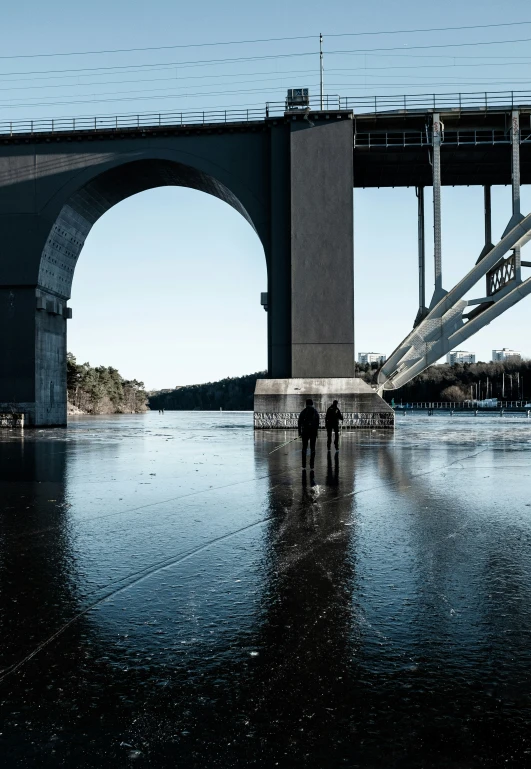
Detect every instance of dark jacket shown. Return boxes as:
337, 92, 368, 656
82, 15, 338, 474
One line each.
325, 405, 343, 428
298, 405, 320, 436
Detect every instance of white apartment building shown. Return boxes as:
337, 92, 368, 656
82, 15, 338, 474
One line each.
492, 348, 521, 362
358, 352, 386, 365
446, 351, 476, 365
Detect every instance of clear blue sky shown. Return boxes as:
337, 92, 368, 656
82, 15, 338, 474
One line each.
3, 1, 531, 387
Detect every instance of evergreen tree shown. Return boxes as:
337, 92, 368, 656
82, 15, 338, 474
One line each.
67, 355, 147, 414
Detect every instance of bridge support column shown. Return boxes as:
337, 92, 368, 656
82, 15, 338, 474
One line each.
429, 113, 446, 309
511, 110, 522, 281
256, 115, 393, 428
414, 186, 428, 326
500, 111, 523, 269
288, 118, 354, 377
477, 185, 495, 263
0, 287, 68, 426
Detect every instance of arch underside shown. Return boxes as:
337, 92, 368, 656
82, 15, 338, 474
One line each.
38, 159, 256, 300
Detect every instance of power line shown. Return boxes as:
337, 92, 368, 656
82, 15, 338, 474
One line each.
1, 20, 531, 60
2, 69, 528, 105
0, 71, 313, 95
327, 21, 531, 39
4, 79, 531, 111
0, 35, 315, 60
0, 84, 319, 110
388, 53, 531, 60
327, 36, 531, 57
4, 62, 526, 96
0, 65, 320, 87
326, 80, 531, 88
329, 61, 531, 73
2, 57, 522, 88
330, 71, 531, 82
0, 51, 318, 79
2, 35, 531, 80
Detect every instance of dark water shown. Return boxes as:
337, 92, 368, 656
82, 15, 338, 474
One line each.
1, 412, 531, 767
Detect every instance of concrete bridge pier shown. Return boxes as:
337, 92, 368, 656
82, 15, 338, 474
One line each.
255, 115, 394, 429
0, 287, 69, 425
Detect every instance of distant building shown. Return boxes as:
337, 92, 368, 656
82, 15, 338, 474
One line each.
358, 352, 386, 365
447, 350, 476, 365
492, 348, 521, 362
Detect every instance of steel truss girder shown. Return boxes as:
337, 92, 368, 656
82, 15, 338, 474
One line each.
378, 212, 531, 392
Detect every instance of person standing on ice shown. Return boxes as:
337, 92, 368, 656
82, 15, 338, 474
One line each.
298, 398, 320, 471
325, 399, 343, 451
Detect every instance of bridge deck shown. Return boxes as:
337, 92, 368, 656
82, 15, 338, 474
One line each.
353, 106, 531, 187
2, 96, 530, 188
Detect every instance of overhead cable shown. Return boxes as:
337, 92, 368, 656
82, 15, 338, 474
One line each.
2, 60, 529, 94
2, 36, 531, 79
2, 20, 531, 60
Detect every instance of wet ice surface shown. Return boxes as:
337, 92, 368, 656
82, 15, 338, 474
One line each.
1, 412, 531, 767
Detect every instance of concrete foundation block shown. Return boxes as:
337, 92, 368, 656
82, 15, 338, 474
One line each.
254, 378, 395, 429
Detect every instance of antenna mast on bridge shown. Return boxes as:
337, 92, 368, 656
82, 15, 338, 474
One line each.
320, 33, 324, 109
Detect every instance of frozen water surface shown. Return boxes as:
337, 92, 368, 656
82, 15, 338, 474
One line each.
1, 411, 531, 767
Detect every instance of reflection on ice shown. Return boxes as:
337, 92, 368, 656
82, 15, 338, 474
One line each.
1, 412, 531, 767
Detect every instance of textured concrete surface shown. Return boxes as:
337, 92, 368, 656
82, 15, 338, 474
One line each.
256, 377, 376, 394
0, 117, 355, 425
290, 119, 354, 377
254, 378, 394, 428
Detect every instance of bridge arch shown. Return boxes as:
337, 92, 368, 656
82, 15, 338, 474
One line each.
37, 151, 269, 301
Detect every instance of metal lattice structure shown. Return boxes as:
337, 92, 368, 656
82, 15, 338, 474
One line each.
378, 107, 531, 393
488, 255, 516, 296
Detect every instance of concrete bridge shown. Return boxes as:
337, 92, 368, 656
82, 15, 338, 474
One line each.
1, 92, 531, 426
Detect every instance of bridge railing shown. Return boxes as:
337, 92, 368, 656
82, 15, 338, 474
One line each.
0, 106, 280, 137
0, 95, 351, 136
342, 89, 531, 114
392, 401, 530, 409
354, 127, 531, 149
1, 89, 531, 137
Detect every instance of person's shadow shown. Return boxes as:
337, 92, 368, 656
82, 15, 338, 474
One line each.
301, 468, 318, 491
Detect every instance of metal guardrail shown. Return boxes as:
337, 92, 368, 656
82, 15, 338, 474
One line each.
0, 96, 345, 137
354, 128, 531, 149
0, 107, 273, 137
1, 89, 531, 138
392, 401, 531, 409
344, 89, 531, 114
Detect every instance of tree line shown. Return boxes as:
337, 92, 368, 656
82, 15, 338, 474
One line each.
356, 359, 530, 403
148, 372, 265, 411
67, 354, 148, 414
149, 361, 529, 411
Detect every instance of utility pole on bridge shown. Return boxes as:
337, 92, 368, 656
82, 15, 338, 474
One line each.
320, 33, 324, 110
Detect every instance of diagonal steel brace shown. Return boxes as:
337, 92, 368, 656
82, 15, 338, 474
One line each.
378, 212, 531, 392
